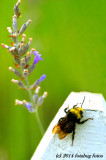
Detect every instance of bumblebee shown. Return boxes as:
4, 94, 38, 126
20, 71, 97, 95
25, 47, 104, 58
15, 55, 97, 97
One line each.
52, 97, 93, 146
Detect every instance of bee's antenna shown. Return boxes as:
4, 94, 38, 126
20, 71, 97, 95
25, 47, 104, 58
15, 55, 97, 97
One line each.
81, 96, 85, 107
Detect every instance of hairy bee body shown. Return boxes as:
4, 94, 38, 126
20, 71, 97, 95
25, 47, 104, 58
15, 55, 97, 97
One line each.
57, 107, 83, 133
52, 100, 93, 145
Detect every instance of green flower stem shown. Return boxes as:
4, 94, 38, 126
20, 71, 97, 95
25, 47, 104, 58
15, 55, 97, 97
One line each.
25, 78, 45, 135
35, 109, 45, 135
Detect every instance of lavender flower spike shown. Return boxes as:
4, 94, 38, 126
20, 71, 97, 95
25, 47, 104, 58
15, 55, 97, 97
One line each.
2, 0, 47, 135
33, 51, 43, 65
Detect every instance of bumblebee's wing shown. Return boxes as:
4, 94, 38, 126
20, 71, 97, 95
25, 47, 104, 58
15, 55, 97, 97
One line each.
52, 124, 61, 134
52, 121, 75, 140
52, 124, 68, 140
63, 121, 75, 133
52, 117, 66, 134
58, 131, 68, 139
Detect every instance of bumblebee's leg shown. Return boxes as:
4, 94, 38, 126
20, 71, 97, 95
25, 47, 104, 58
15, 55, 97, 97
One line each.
64, 105, 69, 113
71, 125, 75, 146
77, 118, 93, 124
73, 104, 78, 108
64, 108, 68, 113
73, 103, 81, 108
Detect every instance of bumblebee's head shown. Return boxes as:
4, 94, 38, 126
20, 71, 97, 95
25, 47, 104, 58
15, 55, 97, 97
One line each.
76, 107, 83, 116
70, 107, 83, 119
76, 107, 83, 113
70, 96, 85, 119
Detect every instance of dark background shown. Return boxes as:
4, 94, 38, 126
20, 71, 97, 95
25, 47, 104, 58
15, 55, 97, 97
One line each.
0, 0, 106, 159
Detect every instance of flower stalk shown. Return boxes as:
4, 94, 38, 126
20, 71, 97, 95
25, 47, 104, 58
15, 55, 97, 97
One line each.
2, 0, 47, 135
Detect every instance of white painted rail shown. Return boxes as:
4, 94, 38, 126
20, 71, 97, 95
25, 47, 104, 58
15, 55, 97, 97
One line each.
31, 92, 106, 160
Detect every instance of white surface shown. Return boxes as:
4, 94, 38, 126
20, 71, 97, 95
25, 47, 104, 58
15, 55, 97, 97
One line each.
31, 92, 106, 160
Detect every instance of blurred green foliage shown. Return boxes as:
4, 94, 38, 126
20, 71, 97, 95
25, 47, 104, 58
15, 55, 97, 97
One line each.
0, 0, 106, 159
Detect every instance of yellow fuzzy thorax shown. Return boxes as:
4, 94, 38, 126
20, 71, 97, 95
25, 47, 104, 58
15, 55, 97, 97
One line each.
70, 107, 83, 119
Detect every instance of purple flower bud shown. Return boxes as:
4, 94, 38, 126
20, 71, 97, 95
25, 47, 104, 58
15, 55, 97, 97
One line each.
18, 80, 26, 88
19, 24, 27, 35
30, 75, 46, 90
26, 103, 34, 113
19, 20, 32, 35
12, 15, 18, 33
37, 96, 44, 106
33, 93, 38, 105
9, 47, 18, 55
14, 5, 19, 16
39, 74, 46, 82
14, 57, 20, 64
30, 80, 40, 90
33, 51, 43, 65
18, 43, 29, 56
14, 69, 22, 78
9, 67, 22, 78
33, 51, 39, 56
29, 63, 35, 73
